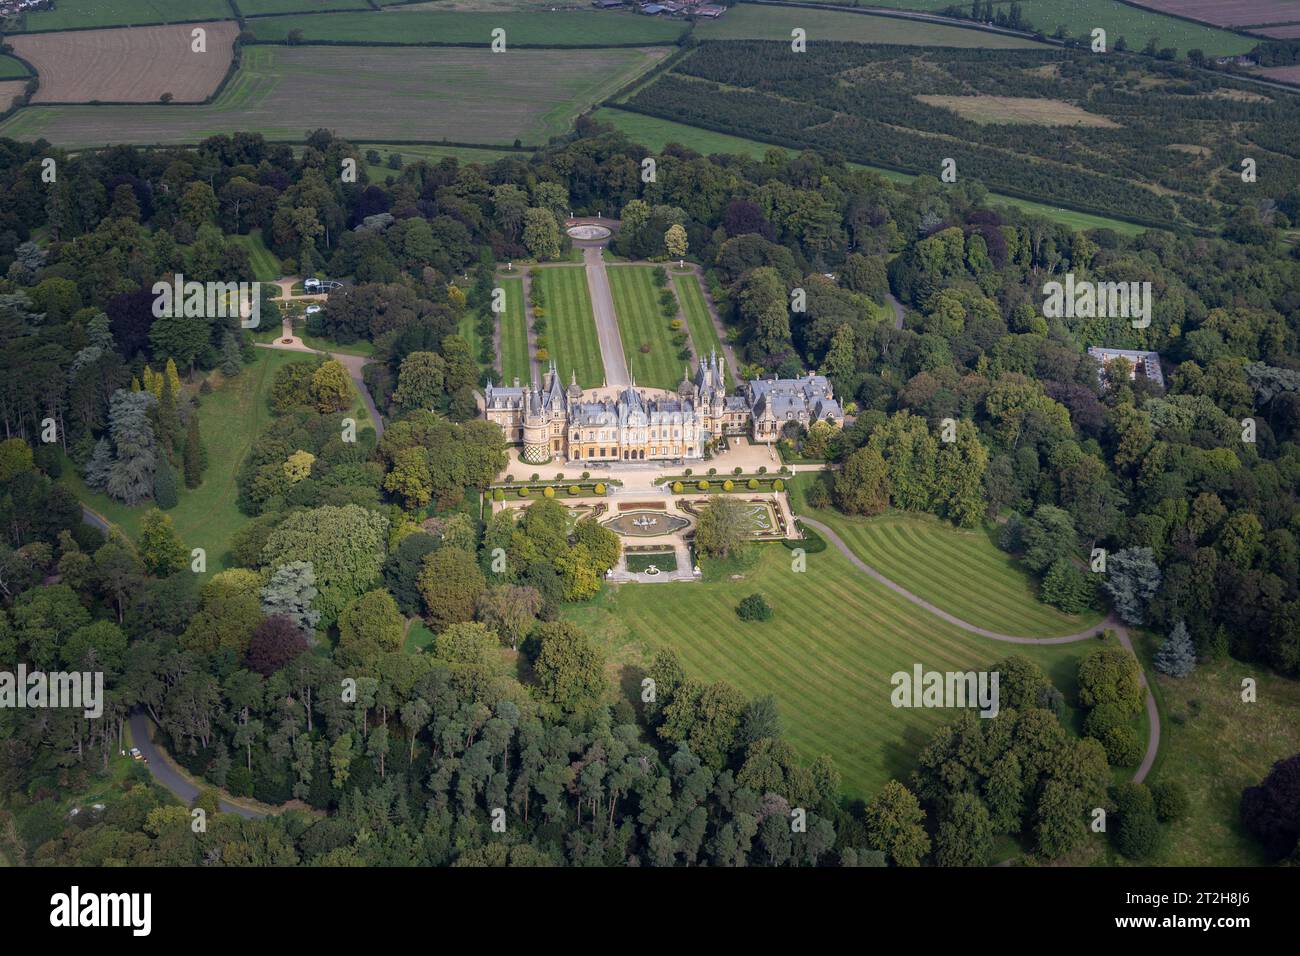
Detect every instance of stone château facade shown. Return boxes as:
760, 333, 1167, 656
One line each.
483, 355, 842, 464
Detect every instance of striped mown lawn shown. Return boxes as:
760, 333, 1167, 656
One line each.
672, 271, 731, 389
535, 266, 603, 389
609, 264, 682, 390
790, 480, 1104, 638
569, 544, 1103, 800
497, 276, 530, 387
230, 231, 282, 283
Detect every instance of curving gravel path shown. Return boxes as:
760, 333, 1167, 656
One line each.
798, 515, 1159, 782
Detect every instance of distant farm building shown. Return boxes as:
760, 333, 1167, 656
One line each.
1088, 346, 1164, 388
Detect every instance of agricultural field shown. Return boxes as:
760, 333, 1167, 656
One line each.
10, 0, 235, 32
671, 272, 730, 388
13, 22, 238, 104
1006, 0, 1256, 55
239, 0, 370, 15
1123, 0, 1297, 30
59, 349, 313, 575
496, 275, 530, 387
568, 542, 1106, 800
229, 231, 282, 282
608, 264, 683, 390
693, 4, 1047, 48
0, 81, 26, 111
594, 107, 1147, 235
1255, 23, 1300, 39
247, 9, 689, 44
626, 42, 1295, 229
533, 266, 603, 389
790, 480, 1103, 638
0, 44, 667, 147
0, 55, 31, 80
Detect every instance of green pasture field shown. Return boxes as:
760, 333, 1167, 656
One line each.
0, 55, 32, 79
60, 349, 313, 575
357, 142, 520, 180
247, 8, 689, 44
593, 107, 1148, 235
568, 542, 1109, 800
608, 264, 681, 390
11, 0, 234, 31
496, 275, 530, 386
239, 0, 369, 15
534, 266, 604, 389
671, 272, 731, 388
0, 44, 668, 148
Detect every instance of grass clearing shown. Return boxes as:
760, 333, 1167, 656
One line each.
790, 479, 1103, 638
247, 9, 689, 45
915, 94, 1121, 127
534, 266, 603, 389
12, 0, 234, 32
568, 543, 1103, 800
59, 349, 314, 574
608, 264, 681, 390
497, 275, 530, 386
672, 272, 731, 388
0, 44, 668, 148
593, 107, 1148, 236
231, 231, 282, 282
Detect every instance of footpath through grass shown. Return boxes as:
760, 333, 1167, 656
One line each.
608, 264, 681, 390
496, 275, 530, 386
60, 350, 314, 574
789, 479, 1103, 637
534, 266, 603, 389
568, 542, 1098, 801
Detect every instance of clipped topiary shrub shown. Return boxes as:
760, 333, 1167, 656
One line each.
672, 481, 684, 494
544, 486, 556, 498
594, 483, 606, 495
747, 478, 759, 490
569, 485, 581, 496
518, 487, 530, 498
698, 480, 709, 491
736, 593, 773, 622
723, 479, 734, 491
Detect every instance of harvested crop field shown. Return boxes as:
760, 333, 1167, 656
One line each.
1255, 23, 1300, 38
0, 44, 667, 147
1126, 0, 1300, 29
1254, 65, 1300, 84
13, 22, 238, 104
0, 81, 27, 111
916, 94, 1121, 127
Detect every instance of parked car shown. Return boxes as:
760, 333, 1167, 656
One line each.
303, 277, 321, 293
127, 747, 148, 763
304, 304, 322, 315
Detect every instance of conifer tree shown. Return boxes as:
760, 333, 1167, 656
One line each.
1154, 620, 1196, 678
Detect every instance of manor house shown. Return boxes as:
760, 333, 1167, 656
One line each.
483, 355, 842, 464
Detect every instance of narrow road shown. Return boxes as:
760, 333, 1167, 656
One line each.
886, 292, 905, 330
583, 245, 630, 387
798, 515, 1159, 782
129, 713, 265, 819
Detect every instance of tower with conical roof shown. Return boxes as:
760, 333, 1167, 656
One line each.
522, 378, 548, 463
